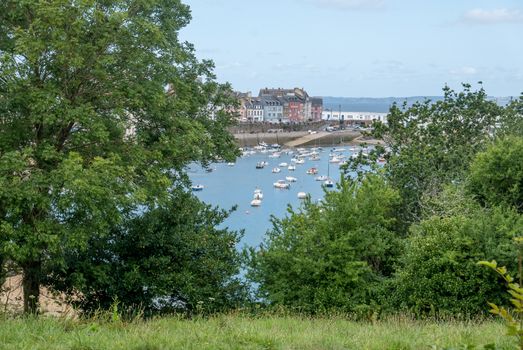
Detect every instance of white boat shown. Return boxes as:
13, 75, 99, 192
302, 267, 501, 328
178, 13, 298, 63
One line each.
227, 162, 235, 166
272, 167, 281, 173
297, 192, 307, 199
268, 152, 281, 158
279, 162, 288, 167
191, 184, 204, 191
273, 180, 290, 189
315, 175, 328, 181
295, 159, 305, 164
253, 188, 263, 200
285, 176, 297, 182
262, 161, 269, 166
256, 162, 265, 169
287, 165, 296, 171
324, 179, 334, 188
333, 148, 346, 152
250, 199, 262, 207
306, 167, 318, 175
329, 157, 341, 163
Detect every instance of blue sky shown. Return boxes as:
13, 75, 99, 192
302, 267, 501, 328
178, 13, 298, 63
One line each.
180, 0, 523, 97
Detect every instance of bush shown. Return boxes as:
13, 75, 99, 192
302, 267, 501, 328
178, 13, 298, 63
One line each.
247, 174, 401, 314
468, 136, 523, 212
391, 204, 523, 317
46, 191, 248, 315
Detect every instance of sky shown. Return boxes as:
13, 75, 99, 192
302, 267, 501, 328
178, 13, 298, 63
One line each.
180, 0, 523, 97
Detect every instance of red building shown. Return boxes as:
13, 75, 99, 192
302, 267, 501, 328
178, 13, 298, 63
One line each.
310, 97, 323, 121
287, 97, 305, 122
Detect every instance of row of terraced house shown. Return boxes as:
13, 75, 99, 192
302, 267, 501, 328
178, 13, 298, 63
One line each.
235, 88, 323, 123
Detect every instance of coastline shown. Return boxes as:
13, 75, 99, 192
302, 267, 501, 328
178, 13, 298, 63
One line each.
234, 130, 381, 147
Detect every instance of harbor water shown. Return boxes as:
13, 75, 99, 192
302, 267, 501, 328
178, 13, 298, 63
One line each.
188, 147, 366, 249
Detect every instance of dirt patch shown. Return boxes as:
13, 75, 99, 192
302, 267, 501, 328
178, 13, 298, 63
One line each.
1, 275, 76, 317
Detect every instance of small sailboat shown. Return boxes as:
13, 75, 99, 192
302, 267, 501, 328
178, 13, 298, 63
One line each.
279, 162, 288, 167
250, 199, 262, 207
272, 167, 281, 173
273, 180, 290, 189
315, 175, 328, 181
285, 176, 297, 182
295, 158, 305, 164
191, 184, 204, 191
306, 167, 318, 175
287, 165, 296, 171
297, 192, 307, 199
227, 162, 235, 166
324, 158, 334, 188
324, 179, 334, 188
256, 162, 264, 169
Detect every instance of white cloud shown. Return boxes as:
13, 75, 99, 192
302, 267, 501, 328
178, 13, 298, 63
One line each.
450, 66, 478, 76
310, 0, 385, 11
462, 8, 523, 24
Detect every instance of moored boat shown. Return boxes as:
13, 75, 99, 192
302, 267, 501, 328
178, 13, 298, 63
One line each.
273, 180, 290, 189
306, 167, 318, 175
272, 167, 281, 173
324, 179, 334, 188
285, 176, 297, 182
191, 184, 204, 191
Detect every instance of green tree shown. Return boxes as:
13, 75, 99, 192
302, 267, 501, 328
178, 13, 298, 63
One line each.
370, 84, 503, 225
496, 95, 523, 138
248, 175, 401, 314
0, 0, 239, 313
392, 199, 522, 316
468, 136, 523, 212
46, 191, 247, 315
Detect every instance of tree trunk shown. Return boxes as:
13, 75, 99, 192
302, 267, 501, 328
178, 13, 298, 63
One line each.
22, 262, 41, 314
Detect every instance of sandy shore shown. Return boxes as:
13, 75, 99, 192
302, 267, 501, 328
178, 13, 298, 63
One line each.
234, 130, 364, 147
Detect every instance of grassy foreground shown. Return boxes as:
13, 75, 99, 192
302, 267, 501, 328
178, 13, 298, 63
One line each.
0, 315, 515, 350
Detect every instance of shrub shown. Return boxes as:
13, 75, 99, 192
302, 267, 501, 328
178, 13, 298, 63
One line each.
247, 174, 401, 314
391, 206, 523, 317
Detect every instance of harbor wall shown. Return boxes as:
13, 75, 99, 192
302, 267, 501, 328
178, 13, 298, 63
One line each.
234, 130, 360, 147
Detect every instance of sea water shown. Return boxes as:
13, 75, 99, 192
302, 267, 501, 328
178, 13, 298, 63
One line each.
188, 147, 363, 249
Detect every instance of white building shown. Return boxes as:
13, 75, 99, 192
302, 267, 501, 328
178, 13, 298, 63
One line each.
321, 111, 388, 125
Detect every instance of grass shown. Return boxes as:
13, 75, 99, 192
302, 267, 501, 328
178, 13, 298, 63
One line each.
0, 314, 515, 350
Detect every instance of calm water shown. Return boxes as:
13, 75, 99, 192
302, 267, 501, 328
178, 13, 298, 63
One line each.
188, 147, 364, 249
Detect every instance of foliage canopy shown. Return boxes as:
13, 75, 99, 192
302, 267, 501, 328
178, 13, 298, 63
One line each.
248, 175, 401, 314
0, 0, 239, 313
